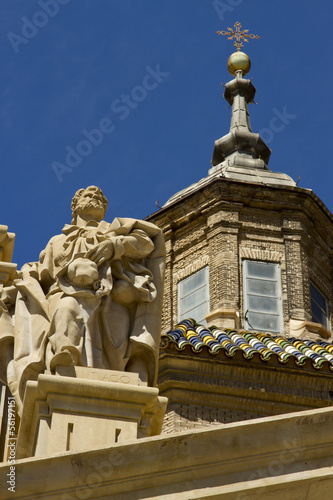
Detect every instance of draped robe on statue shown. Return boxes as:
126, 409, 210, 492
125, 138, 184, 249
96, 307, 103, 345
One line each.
0, 217, 165, 414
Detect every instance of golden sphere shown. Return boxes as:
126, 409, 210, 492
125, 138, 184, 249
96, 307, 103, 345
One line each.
227, 51, 251, 76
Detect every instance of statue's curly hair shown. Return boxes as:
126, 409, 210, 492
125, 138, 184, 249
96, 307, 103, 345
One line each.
71, 186, 108, 220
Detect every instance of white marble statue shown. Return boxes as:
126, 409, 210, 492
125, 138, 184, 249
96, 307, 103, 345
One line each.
0, 186, 165, 413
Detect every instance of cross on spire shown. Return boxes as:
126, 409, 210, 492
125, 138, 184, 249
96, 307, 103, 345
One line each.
216, 21, 260, 51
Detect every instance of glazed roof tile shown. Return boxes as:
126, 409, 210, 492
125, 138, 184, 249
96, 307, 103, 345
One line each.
161, 319, 333, 372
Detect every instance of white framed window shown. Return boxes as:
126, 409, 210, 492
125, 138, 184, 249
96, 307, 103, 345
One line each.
243, 260, 282, 334
178, 267, 209, 325
310, 282, 329, 329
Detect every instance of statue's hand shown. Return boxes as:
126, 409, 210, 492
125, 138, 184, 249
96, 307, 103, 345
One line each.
67, 258, 99, 288
87, 240, 114, 266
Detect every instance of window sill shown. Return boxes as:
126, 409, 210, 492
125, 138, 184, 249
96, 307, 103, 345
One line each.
206, 308, 239, 330
290, 318, 331, 340
303, 321, 331, 340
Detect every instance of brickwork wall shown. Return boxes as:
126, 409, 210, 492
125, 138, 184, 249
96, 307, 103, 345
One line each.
285, 237, 306, 320
206, 222, 225, 310
162, 403, 261, 434
211, 229, 239, 310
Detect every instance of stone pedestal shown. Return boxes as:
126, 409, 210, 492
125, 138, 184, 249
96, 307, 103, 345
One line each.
16, 367, 167, 459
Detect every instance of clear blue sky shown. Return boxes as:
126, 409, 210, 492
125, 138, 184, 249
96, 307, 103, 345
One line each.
1, 0, 332, 268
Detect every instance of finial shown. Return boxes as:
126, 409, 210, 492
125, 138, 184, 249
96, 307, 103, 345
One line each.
216, 22, 260, 76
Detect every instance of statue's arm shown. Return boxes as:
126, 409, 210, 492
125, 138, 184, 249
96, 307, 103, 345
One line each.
115, 229, 155, 259
88, 229, 154, 266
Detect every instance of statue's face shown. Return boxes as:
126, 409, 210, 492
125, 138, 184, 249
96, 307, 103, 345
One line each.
76, 187, 106, 221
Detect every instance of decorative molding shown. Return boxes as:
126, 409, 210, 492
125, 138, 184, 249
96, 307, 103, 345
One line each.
239, 248, 284, 263
174, 256, 209, 283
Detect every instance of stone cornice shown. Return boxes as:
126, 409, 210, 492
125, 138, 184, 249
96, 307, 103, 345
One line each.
3, 406, 333, 499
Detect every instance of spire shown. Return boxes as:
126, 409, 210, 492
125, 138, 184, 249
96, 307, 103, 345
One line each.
210, 22, 271, 172
162, 22, 297, 208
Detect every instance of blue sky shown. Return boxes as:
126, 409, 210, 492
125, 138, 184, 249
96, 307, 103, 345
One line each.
1, 0, 332, 268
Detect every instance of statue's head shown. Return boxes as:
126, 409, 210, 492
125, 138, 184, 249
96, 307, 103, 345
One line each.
71, 186, 108, 223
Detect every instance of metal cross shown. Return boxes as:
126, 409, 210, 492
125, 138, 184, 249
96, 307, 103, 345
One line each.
216, 21, 260, 51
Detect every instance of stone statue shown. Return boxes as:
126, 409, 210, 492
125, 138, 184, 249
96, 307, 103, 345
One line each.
0, 186, 165, 414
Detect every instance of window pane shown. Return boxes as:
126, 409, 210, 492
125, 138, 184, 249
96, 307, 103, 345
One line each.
310, 283, 327, 313
311, 300, 327, 327
247, 312, 280, 332
180, 287, 207, 311
180, 268, 207, 297
248, 295, 279, 313
243, 260, 282, 334
310, 282, 328, 328
185, 303, 209, 324
247, 278, 278, 297
246, 261, 277, 279
178, 267, 209, 325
